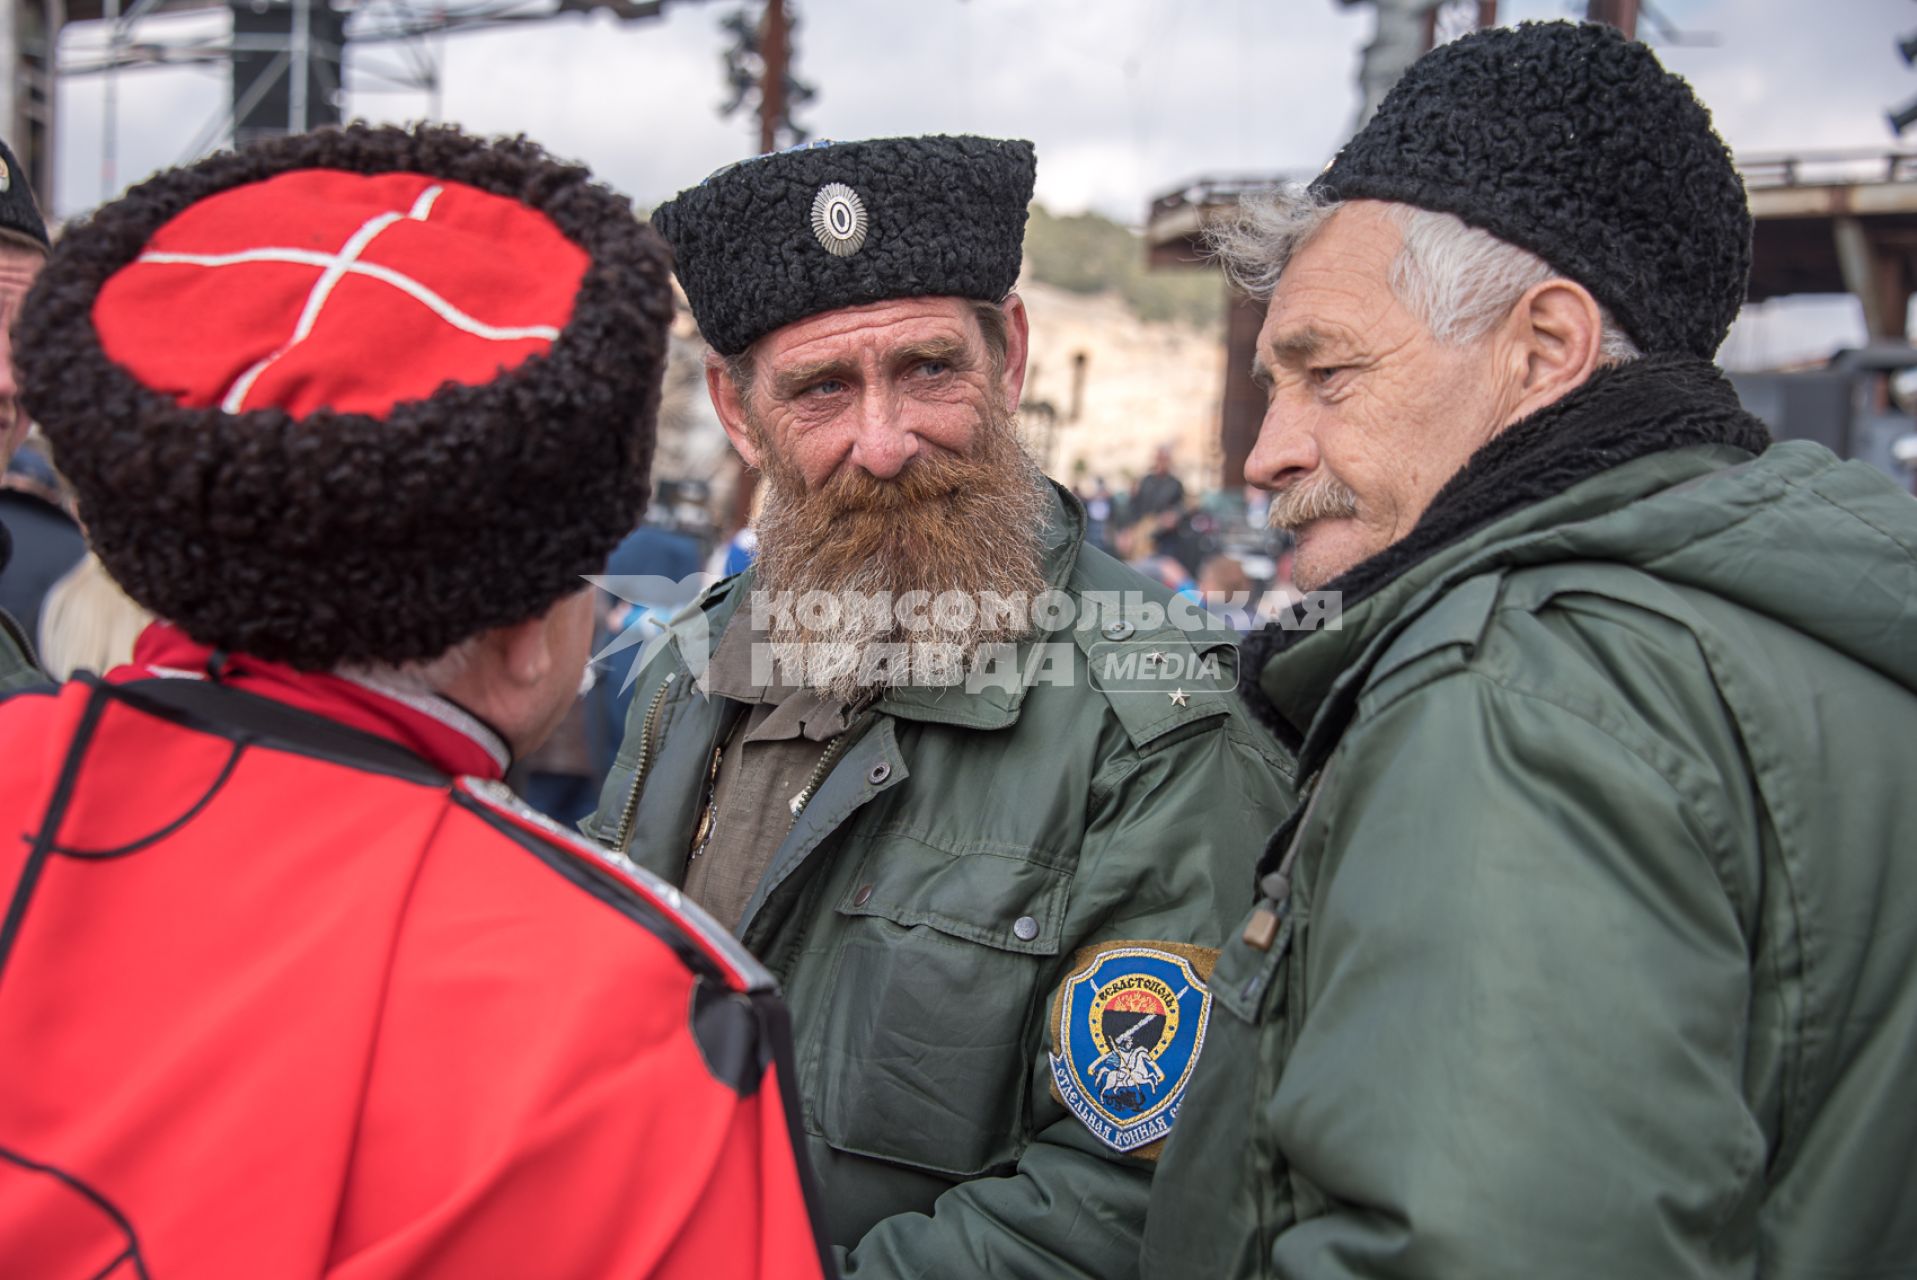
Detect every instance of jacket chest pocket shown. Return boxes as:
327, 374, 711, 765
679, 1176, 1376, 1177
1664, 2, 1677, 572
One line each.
810, 830, 1069, 1178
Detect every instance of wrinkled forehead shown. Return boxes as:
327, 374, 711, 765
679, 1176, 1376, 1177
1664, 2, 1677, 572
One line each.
1257, 206, 1410, 355
1273, 203, 1403, 295
0, 234, 43, 299
745, 294, 986, 375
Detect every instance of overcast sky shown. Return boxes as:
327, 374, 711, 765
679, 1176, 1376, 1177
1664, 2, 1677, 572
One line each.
48, 0, 1917, 363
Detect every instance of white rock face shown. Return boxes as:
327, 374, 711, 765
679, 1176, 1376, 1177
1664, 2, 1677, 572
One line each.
657, 278, 1232, 518
1015, 277, 1226, 497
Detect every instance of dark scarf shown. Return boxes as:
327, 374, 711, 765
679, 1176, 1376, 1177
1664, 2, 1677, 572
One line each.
1241, 354, 1772, 736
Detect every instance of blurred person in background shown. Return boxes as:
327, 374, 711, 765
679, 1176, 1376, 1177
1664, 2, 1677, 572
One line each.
0, 124, 826, 1279
591, 134, 1290, 1279
0, 135, 50, 690
0, 438, 84, 642
1145, 23, 1917, 1277
1129, 443, 1185, 523
1196, 553, 1255, 632
36, 550, 152, 680
1078, 473, 1116, 552
589, 476, 712, 783
1130, 445, 1206, 575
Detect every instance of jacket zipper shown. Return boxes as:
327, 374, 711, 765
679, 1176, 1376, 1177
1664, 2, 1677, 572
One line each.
611, 672, 675, 854
686, 742, 727, 861
786, 709, 875, 825
1242, 767, 1326, 952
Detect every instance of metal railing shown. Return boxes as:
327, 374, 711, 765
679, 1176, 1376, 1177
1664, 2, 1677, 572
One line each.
1150, 150, 1917, 228
1148, 175, 1306, 223
1737, 149, 1917, 190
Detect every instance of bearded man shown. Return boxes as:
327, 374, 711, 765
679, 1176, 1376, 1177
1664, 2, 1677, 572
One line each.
1143, 23, 1917, 1278
587, 135, 1291, 1278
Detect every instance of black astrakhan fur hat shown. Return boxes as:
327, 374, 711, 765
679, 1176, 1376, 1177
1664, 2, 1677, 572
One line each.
16, 123, 673, 669
1313, 21, 1750, 360
0, 136, 49, 253
653, 134, 1035, 355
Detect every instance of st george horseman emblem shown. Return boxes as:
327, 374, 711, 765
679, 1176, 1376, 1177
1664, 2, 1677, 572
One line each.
1049, 945, 1213, 1154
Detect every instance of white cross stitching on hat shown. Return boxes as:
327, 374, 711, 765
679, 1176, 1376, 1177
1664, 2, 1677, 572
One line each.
135, 184, 563, 414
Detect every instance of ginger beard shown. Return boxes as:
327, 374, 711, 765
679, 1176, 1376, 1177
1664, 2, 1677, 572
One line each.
748, 398, 1050, 701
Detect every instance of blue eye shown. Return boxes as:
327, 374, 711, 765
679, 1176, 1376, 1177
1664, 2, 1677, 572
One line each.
807, 378, 847, 396
916, 359, 950, 377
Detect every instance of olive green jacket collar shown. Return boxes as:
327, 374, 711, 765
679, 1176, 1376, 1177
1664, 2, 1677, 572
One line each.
1261, 443, 1747, 771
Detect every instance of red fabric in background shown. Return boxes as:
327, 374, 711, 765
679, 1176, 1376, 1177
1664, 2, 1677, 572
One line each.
91, 169, 588, 419
114, 621, 508, 780
0, 675, 827, 1278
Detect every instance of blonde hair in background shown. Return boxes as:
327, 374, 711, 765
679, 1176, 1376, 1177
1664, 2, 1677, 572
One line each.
38, 553, 154, 680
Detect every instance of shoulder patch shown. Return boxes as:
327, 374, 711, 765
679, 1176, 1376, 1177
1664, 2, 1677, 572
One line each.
1075, 630, 1240, 750
1048, 941, 1217, 1157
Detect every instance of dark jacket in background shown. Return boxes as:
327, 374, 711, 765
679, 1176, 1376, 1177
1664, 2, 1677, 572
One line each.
1130, 471, 1185, 522
0, 524, 50, 692
0, 489, 84, 643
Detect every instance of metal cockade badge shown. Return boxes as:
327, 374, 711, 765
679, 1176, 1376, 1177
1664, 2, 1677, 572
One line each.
0, 156, 10, 194
810, 182, 867, 257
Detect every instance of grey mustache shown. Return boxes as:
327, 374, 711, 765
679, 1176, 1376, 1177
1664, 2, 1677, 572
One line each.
1269, 476, 1360, 530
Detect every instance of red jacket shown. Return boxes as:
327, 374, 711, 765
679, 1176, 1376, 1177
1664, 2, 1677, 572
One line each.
0, 626, 830, 1278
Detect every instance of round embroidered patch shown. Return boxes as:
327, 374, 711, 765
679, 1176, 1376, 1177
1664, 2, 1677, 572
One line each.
1049, 945, 1213, 1153
810, 181, 868, 257
91, 168, 588, 419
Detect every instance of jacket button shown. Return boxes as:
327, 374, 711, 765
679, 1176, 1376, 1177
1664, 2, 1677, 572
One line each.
867, 762, 892, 784
1101, 619, 1136, 641
1013, 915, 1039, 941
854, 884, 875, 907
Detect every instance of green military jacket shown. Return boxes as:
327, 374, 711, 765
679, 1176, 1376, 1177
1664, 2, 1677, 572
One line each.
588, 486, 1293, 1278
0, 607, 46, 693
1145, 438, 1917, 1277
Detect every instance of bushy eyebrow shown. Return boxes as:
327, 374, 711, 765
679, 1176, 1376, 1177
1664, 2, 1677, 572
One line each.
768, 336, 974, 399
770, 357, 859, 400
1266, 325, 1338, 368
891, 336, 973, 371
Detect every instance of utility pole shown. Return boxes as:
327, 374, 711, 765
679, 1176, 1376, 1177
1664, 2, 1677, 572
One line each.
1585, 0, 1639, 40
714, 0, 811, 531
720, 0, 811, 152
725, 0, 789, 542
1419, 1, 1497, 54
757, 0, 785, 154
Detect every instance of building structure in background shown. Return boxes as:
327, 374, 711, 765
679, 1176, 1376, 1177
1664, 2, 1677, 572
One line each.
1017, 278, 1223, 500
1151, 1, 1917, 492
4, 0, 715, 213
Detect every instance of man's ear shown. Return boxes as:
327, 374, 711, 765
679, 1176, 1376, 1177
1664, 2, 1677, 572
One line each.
999, 294, 1032, 415
1506, 278, 1605, 418
489, 611, 558, 689
706, 354, 760, 469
